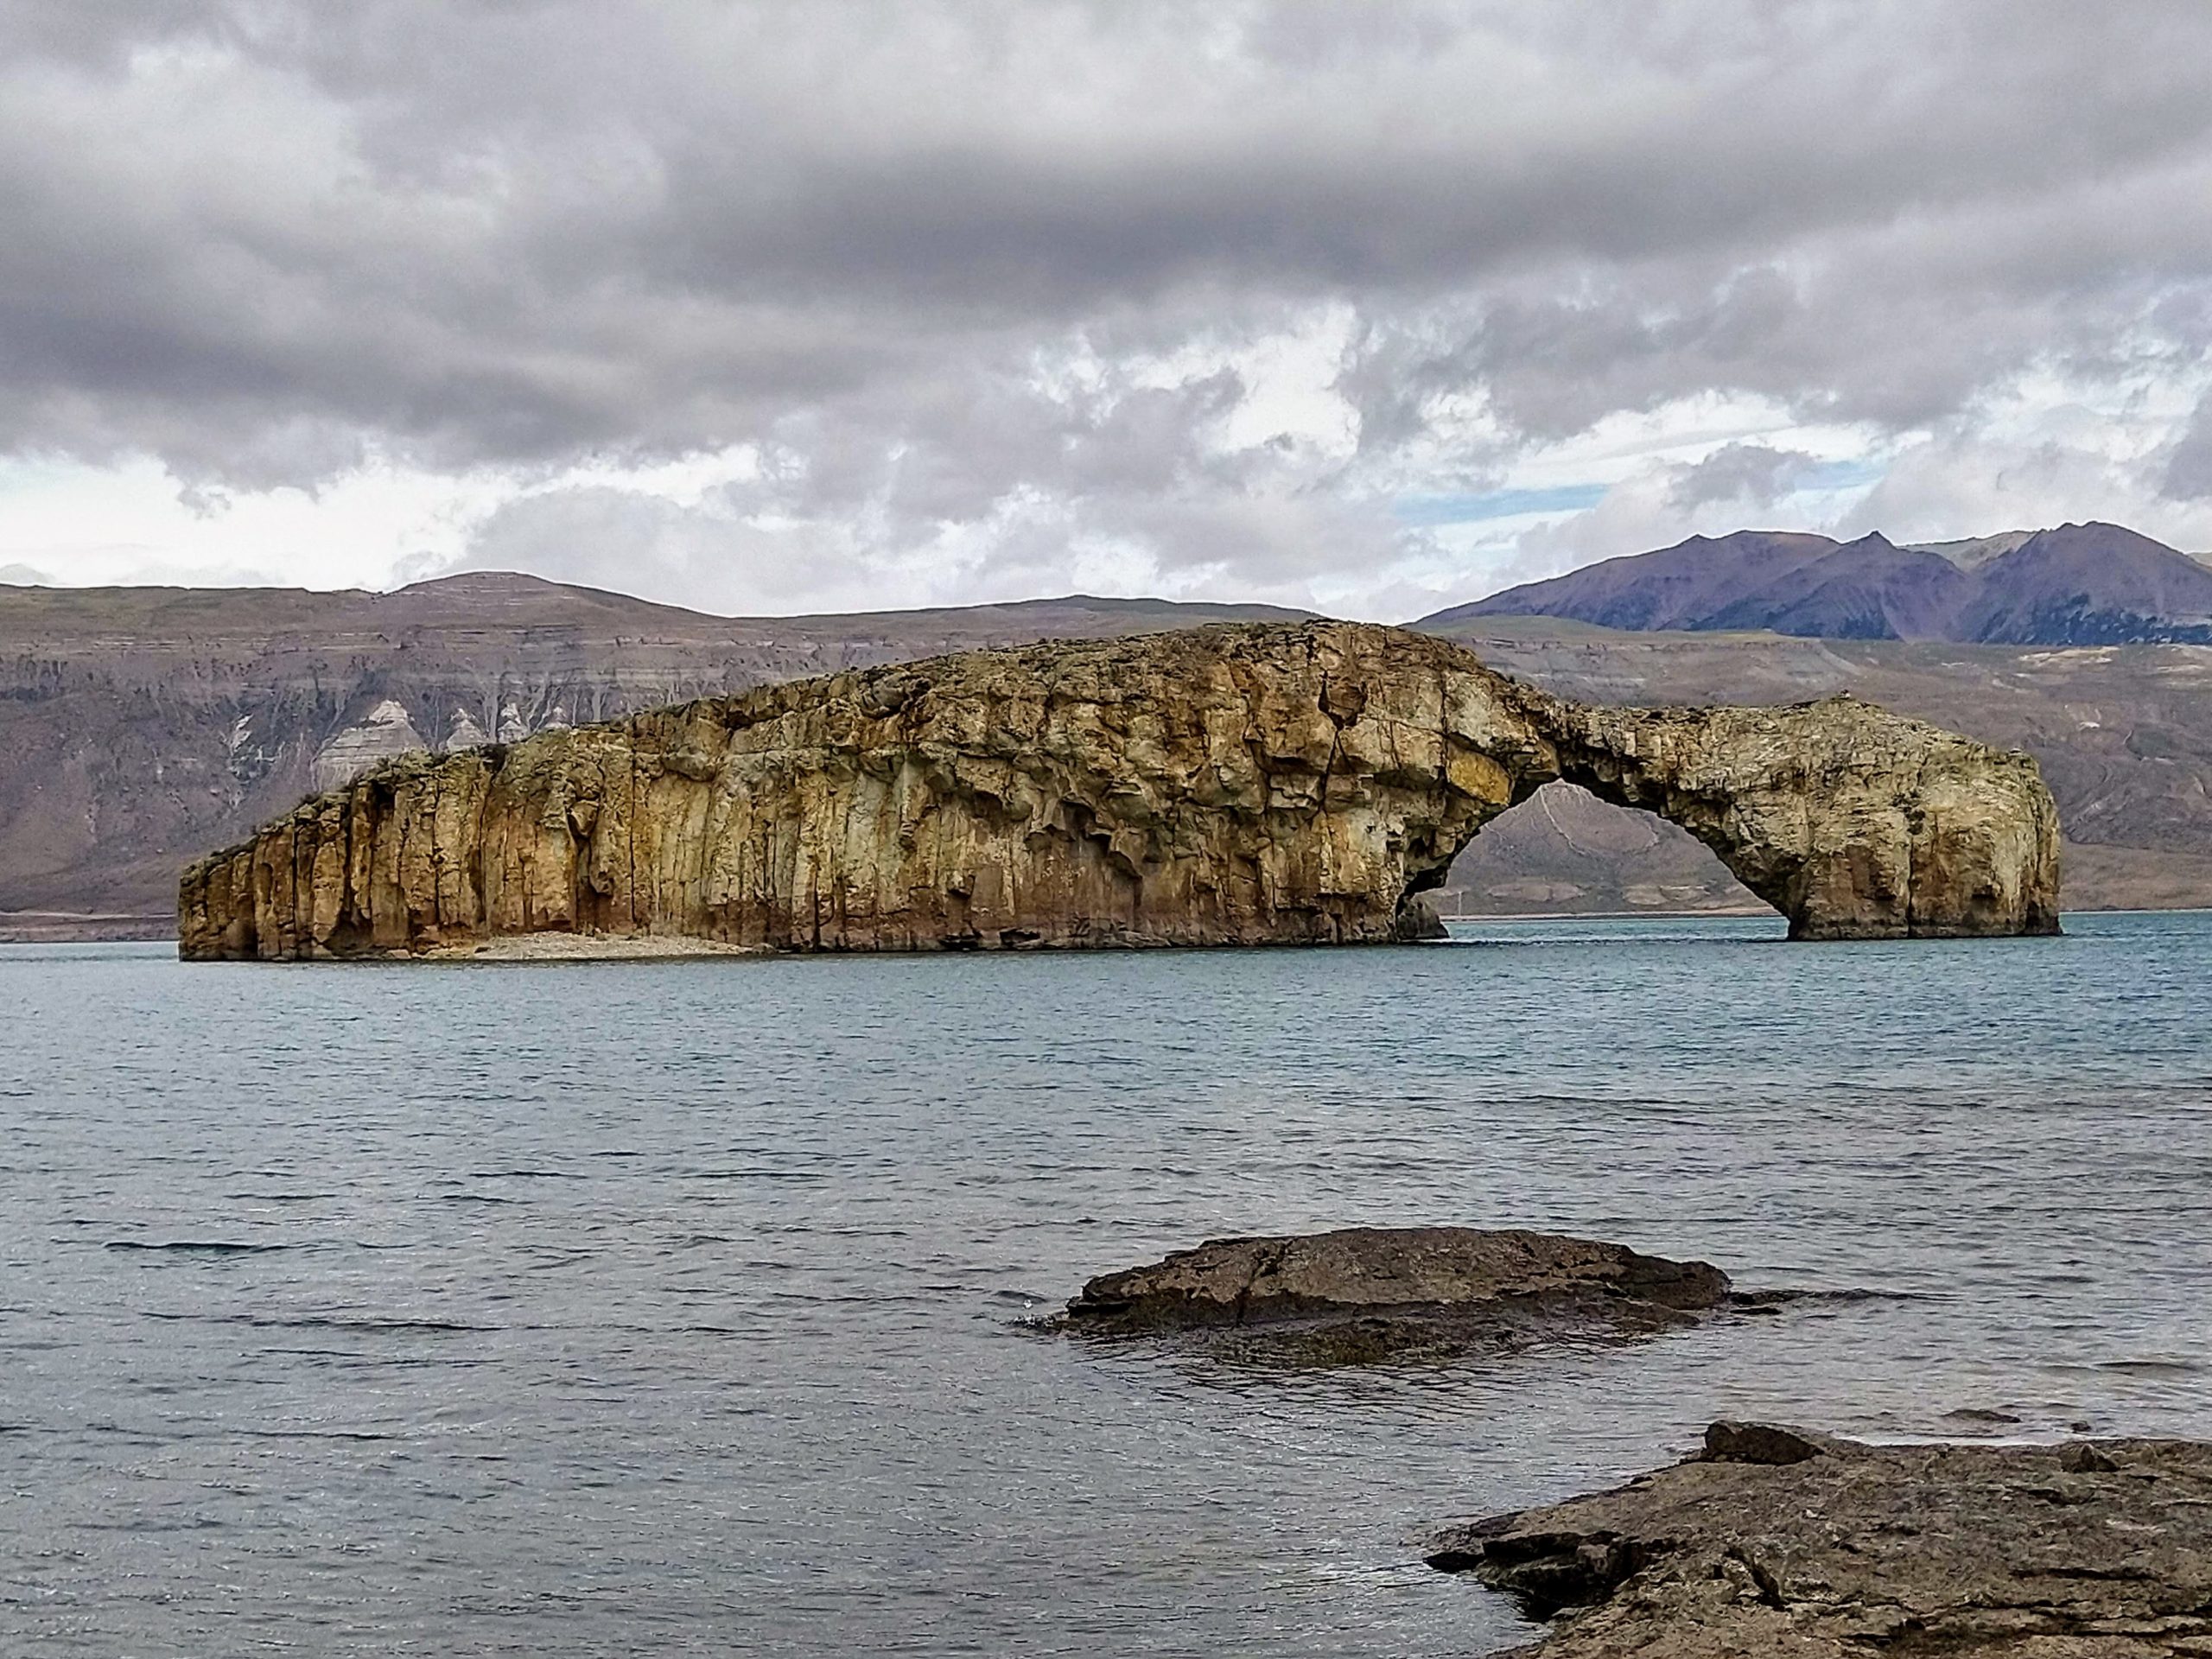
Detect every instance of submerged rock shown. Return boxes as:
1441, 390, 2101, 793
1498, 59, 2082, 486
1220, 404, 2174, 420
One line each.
180, 620, 2063, 960
1428, 1421, 2212, 1656
1057, 1227, 1732, 1363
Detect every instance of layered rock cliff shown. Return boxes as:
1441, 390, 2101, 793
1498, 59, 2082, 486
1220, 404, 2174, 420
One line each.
177, 621, 2062, 959
0, 575, 1306, 938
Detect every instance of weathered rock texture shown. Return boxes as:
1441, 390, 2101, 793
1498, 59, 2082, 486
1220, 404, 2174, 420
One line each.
309, 698, 429, 791
1056, 1227, 1732, 1363
177, 620, 2062, 959
1429, 1421, 2212, 1656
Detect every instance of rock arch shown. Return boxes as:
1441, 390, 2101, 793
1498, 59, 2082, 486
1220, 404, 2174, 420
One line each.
1513, 690, 2063, 939
179, 621, 2061, 959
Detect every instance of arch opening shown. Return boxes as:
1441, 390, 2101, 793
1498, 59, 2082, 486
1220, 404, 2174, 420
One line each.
1433, 782, 1780, 923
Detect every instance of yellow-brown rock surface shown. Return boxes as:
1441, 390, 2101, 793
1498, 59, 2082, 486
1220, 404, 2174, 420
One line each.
177, 621, 2061, 959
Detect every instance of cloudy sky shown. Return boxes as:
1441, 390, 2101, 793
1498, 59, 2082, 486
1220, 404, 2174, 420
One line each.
4, 0, 2212, 619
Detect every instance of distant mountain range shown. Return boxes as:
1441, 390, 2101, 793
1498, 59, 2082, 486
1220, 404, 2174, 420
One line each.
1427, 521, 2212, 645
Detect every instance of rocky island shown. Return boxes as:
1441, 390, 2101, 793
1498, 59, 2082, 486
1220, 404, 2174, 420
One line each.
1429, 1421, 2212, 1656
1055, 1226, 1733, 1363
178, 620, 2062, 959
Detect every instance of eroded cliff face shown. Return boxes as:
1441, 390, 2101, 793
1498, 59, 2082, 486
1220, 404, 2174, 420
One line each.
177, 621, 2062, 959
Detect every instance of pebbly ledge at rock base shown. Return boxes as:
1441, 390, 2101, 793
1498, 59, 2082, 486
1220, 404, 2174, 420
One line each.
179, 620, 2063, 960
1054, 1226, 1733, 1363
1429, 1421, 2212, 1656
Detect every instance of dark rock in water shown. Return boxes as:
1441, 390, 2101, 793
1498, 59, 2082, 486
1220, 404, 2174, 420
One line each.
1057, 1227, 1731, 1363
1427, 1421, 2212, 1656
1700, 1419, 1834, 1465
1395, 893, 1449, 941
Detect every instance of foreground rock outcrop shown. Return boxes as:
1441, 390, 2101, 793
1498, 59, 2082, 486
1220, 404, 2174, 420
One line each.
178, 620, 2062, 959
1430, 1421, 2212, 1656
1055, 1227, 1732, 1363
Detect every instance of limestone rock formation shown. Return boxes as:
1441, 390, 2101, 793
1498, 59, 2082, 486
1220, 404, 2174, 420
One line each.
1055, 1227, 1732, 1363
1428, 1421, 2212, 1656
4, 576, 1319, 938
445, 706, 491, 751
177, 620, 2062, 960
308, 699, 429, 792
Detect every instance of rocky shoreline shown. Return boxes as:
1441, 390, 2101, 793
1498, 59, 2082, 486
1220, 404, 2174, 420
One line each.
431, 933, 772, 962
1429, 1420, 2212, 1656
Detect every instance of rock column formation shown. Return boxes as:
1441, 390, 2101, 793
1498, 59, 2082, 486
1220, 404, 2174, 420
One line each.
178, 621, 2061, 959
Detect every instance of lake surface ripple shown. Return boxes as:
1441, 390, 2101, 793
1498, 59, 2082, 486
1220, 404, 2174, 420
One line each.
3, 912, 2208, 1655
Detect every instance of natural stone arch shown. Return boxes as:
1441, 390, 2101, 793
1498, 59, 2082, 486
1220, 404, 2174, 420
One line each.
179, 621, 2061, 960
1516, 691, 2061, 939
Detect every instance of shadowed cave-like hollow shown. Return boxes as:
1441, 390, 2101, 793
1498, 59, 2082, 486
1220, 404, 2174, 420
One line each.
179, 620, 2063, 960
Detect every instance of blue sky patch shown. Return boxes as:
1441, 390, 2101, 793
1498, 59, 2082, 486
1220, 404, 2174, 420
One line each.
1392, 484, 1610, 525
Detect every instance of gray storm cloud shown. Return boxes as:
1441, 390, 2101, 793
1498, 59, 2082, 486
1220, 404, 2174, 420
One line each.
2168, 395, 2212, 502
1667, 444, 1822, 513
3, 0, 2212, 607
